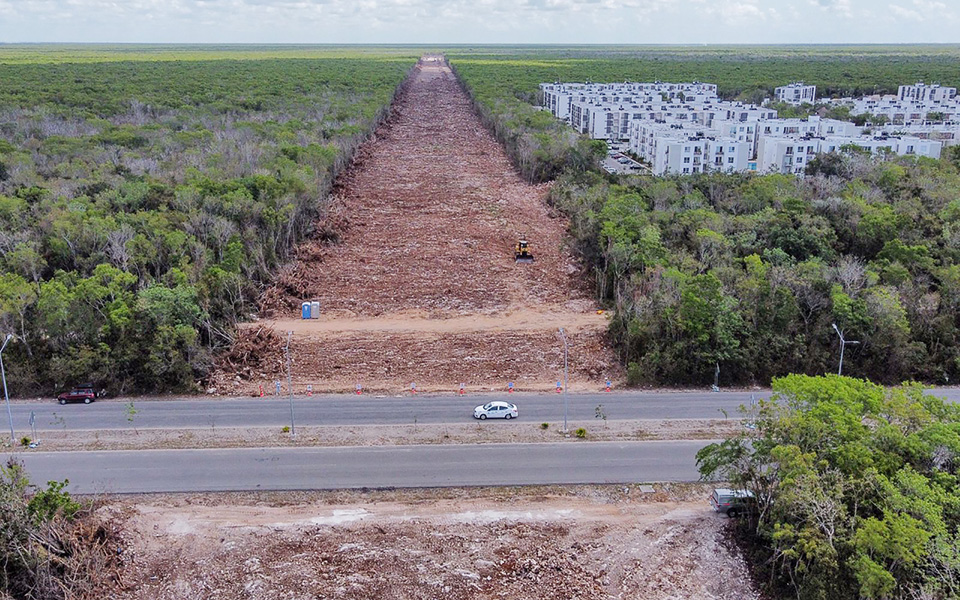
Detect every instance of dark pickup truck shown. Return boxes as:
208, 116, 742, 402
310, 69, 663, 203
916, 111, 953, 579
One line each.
57, 384, 99, 405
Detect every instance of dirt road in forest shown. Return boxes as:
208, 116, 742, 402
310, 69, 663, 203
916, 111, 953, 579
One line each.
213, 58, 615, 395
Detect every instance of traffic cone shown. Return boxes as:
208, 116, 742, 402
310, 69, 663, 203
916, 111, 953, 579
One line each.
411, 383, 417, 395
259, 384, 264, 398
356, 383, 362, 395
459, 383, 465, 396
307, 385, 313, 397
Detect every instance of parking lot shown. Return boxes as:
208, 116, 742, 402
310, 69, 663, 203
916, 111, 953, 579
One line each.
602, 142, 651, 175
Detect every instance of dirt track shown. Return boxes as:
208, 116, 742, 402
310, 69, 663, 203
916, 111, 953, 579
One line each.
213, 59, 616, 395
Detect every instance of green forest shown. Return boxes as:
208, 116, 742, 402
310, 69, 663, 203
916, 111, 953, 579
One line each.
450, 48, 960, 386
0, 48, 416, 394
698, 375, 960, 599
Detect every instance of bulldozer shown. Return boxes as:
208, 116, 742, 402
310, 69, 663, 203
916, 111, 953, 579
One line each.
515, 235, 534, 264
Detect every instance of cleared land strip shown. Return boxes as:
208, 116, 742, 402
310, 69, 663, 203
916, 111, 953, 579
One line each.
106, 487, 760, 599
214, 58, 614, 395
257, 309, 608, 336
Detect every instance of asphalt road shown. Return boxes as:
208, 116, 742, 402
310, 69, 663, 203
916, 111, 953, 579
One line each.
7, 391, 776, 432
6, 440, 710, 494
6, 388, 959, 433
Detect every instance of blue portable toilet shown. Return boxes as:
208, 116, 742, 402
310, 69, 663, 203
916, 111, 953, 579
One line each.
301, 302, 311, 319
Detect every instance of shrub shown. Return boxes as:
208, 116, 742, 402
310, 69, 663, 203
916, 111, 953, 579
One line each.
281, 425, 290, 433
575, 427, 587, 439
540, 422, 550, 430
1, 459, 117, 597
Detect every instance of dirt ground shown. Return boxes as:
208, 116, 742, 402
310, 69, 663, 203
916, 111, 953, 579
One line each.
21, 418, 740, 452
100, 485, 760, 599
211, 58, 615, 396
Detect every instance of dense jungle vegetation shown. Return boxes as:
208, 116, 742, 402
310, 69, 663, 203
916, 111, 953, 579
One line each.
698, 375, 960, 600
450, 48, 960, 386
0, 48, 416, 394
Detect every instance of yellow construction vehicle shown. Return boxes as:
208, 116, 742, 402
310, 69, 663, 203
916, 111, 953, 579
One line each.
515, 236, 534, 263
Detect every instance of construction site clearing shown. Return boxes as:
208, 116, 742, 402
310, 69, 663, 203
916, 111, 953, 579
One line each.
94, 485, 760, 599
212, 58, 617, 396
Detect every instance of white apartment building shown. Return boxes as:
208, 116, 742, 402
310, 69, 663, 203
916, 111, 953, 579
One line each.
843, 93, 960, 126
758, 134, 942, 175
543, 79, 955, 177
757, 137, 822, 175
874, 122, 960, 146
629, 123, 750, 175
540, 81, 720, 123
898, 82, 957, 103
570, 100, 721, 140
775, 82, 817, 105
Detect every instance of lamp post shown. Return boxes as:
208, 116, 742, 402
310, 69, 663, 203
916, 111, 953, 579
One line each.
558, 328, 569, 434
285, 331, 296, 438
832, 323, 860, 376
1, 334, 14, 444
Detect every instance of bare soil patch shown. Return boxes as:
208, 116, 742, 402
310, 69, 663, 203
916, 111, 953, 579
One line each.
212, 59, 616, 395
22, 418, 739, 452
100, 485, 760, 599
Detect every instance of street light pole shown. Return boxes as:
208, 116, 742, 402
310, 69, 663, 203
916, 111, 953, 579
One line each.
558, 328, 569, 434
832, 323, 860, 377
1, 334, 14, 444
285, 331, 296, 438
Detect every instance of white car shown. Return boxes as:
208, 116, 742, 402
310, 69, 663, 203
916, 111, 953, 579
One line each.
473, 401, 518, 420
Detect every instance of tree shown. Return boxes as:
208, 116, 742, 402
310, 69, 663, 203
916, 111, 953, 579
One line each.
0, 273, 37, 356
697, 376, 960, 600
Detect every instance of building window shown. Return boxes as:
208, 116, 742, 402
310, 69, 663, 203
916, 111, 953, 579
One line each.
684, 157, 690, 163
728, 157, 734, 163
683, 168, 690, 173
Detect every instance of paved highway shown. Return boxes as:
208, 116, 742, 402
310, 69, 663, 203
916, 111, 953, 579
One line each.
7, 391, 776, 432
7, 388, 959, 433
7, 440, 709, 494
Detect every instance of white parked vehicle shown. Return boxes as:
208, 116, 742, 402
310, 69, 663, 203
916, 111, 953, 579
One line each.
473, 401, 518, 420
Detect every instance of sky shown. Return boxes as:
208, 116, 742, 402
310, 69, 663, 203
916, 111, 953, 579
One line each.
0, 0, 957, 44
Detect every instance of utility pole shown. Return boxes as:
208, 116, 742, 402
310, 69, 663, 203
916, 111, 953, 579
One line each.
1, 334, 14, 444
285, 331, 296, 438
558, 328, 569, 434
832, 323, 860, 377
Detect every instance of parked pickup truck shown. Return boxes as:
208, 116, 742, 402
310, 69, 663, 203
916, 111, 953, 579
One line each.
709, 488, 756, 518
57, 384, 99, 405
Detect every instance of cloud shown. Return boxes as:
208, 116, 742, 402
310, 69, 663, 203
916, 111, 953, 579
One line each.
0, 0, 955, 42
888, 2, 924, 20
808, 0, 852, 16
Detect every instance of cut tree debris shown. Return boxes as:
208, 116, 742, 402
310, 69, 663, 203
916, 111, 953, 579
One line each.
213, 59, 617, 395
